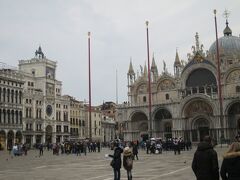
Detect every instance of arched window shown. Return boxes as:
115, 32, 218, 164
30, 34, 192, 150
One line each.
165, 94, 170, 100
26, 108, 28, 118
3, 88, 6, 102
36, 109, 38, 118
143, 96, 147, 102
236, 86, 240, 93
0, 109, 2, 123
11, 89, 14, 103
16, 111, 18, 124
7, 89, 10, 102
19, 91, 22, 104
29, 108, 32, 118
19, 111, 22, 124
11, 110, 14, 124
0, 88, 2, 102
15, 91, 18, 104
39, 109, 42, 119
7, 110, 10, 124
3, 109, 6, 124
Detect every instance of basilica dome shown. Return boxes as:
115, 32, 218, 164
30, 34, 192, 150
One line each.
209, 21, 240, 57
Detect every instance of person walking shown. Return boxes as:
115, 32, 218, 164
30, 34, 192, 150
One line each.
123, 147, 133, 180
220, 142, 240, 180
39, 143, 44, 156
132, 142, 138, 160
192, 135, 219, 180
109, 142, 123, 180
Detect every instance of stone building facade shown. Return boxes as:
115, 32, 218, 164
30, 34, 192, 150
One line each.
69, 96, 87, 140
117, 20, 240, 143
101, 116, 116, 143
0, 65, 24, 150
19, 47, 70, 146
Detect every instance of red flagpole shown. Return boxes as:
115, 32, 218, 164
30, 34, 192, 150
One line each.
214, 10, 224, 139
88, 32, 92, 140
146, 21, 152, 138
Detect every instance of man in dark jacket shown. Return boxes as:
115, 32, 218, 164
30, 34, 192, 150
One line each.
192, 136, 219, 180
132, 142, 138, 160
109, 143, 123, 180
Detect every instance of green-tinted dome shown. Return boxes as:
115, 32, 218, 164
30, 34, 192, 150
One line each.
209, 21, 240, 57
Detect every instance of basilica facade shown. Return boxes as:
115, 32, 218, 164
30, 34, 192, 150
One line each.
117, 20, 240, 143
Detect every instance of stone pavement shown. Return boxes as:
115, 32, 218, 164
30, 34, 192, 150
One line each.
0, 146, 227, 180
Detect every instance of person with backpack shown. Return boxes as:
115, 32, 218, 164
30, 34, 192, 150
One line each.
108, 142, 123, 180
123, 147, 133, 180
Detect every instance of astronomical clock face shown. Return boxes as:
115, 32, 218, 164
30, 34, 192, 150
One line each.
46, 105, 53, 117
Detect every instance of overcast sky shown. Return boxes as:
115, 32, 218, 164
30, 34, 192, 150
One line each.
0, 0, 239, 105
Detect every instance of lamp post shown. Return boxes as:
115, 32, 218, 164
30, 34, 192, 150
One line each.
88, 32, 92, 140
146, 21, 152, 138
213, 10, 224, 140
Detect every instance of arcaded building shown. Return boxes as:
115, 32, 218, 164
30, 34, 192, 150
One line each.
117, 20, 240, 143
0, 65, 24, 150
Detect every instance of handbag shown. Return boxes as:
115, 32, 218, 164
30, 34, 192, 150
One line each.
110, 159, 115, 167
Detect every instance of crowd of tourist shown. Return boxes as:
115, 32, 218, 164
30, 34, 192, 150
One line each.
2, 133, 240, 180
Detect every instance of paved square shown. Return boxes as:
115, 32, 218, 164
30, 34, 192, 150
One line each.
0, 147, 227, 180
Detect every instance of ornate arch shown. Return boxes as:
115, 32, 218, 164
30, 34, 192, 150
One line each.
226, 101, 240, 129
153, 107, 172, 133
157, 78, 175, 92
135, 82, 148, 95
182, 98, 213, 118
225, 69, 240, 84
191, 115, 211, 129
15, 131, 22, 143
129, 111, 148, 131
0, 130, 6, 150
181, 63, 217, 89
225, 100, 240, 115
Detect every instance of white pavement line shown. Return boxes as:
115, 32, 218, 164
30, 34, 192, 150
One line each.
33, 165, 47, 169
148, 166, 190, 180
83, 174, 112, 180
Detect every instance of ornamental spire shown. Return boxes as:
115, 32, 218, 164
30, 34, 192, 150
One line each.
174, 48, 181, 66
223, 9, 232, 36
127, 58, 135, 75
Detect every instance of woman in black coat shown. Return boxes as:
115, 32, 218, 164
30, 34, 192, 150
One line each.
220, 142, 240, 180
109, 143, 123, 180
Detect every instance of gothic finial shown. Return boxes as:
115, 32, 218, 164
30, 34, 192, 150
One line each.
163, 60, 166, 72
195, 32, 200, 51
128, 57, 134, 75
174, 49, 181, 66
144, 62, 147, 77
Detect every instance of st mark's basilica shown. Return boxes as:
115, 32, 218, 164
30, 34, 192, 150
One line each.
117, 18, 240, 143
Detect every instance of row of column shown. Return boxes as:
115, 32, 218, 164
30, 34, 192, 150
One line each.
0, 109, 22, 124
0, 88, 22, 104
181, 86, 217, 97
